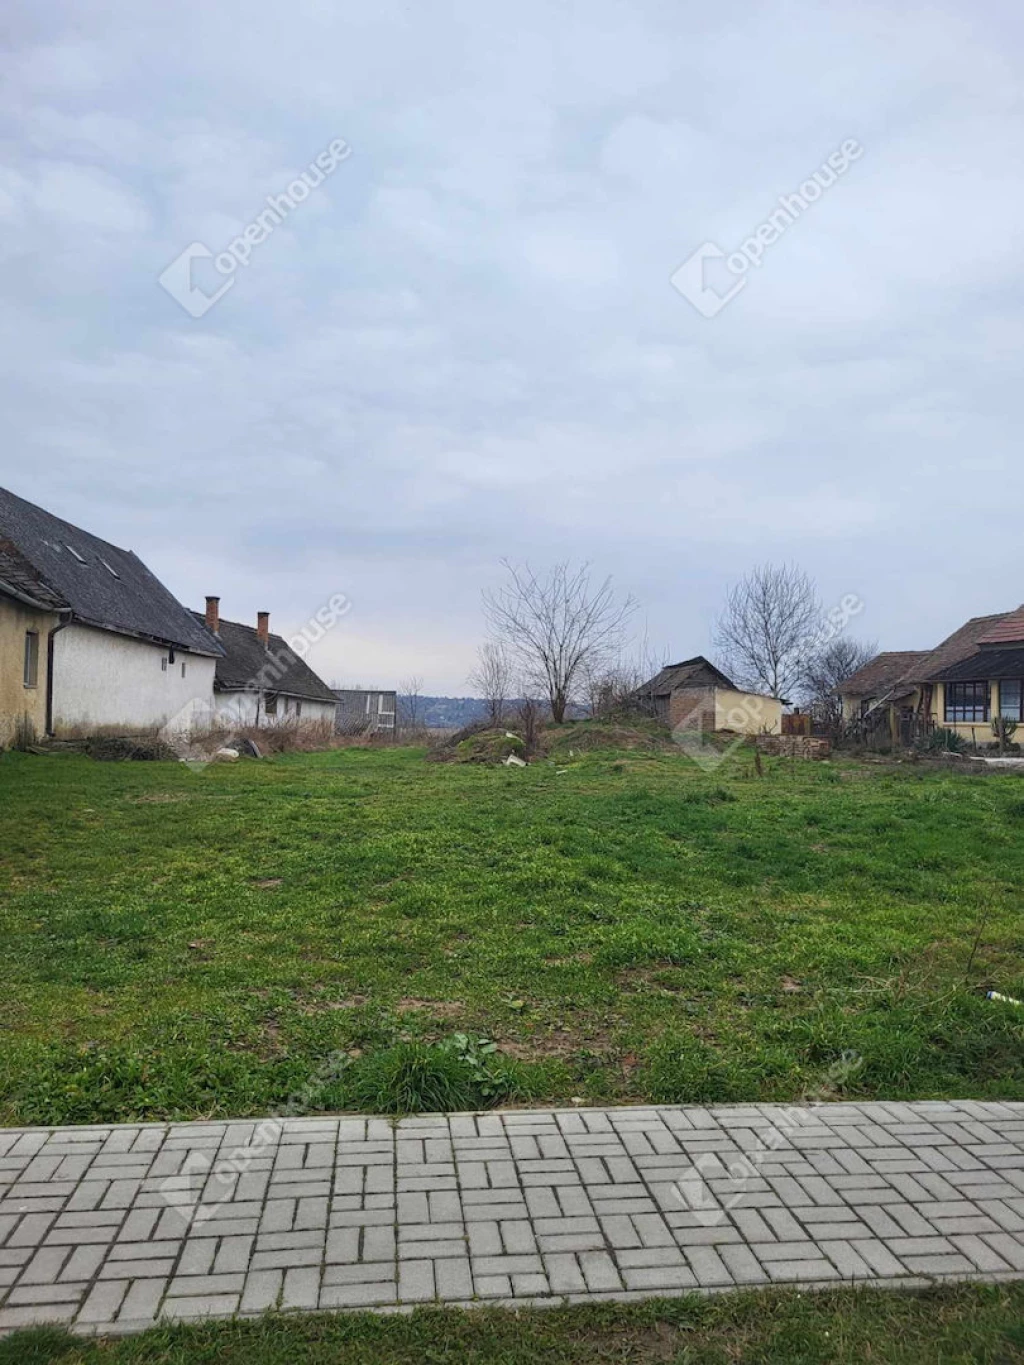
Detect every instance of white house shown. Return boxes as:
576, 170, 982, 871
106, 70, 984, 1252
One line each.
0, 486, 222, 742
193, 598, 338, 726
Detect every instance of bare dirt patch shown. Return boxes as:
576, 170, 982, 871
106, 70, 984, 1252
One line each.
396, 999, 465, 1018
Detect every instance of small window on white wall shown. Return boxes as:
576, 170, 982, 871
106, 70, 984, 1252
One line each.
23, 632, 39, 688
161, 657, 168, 672
181, 661, 187, 678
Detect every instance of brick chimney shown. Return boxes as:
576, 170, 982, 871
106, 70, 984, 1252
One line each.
257, 611, 270, 647
205, 596, 220, 633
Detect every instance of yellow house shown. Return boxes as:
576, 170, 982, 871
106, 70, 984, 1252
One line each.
838, 607, 1024, 745
0, 540, 64, 748
929, 606, 1024, 744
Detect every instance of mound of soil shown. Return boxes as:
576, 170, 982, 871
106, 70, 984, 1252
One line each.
428, 726, 527, 764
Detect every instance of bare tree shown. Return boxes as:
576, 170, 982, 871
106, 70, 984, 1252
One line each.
801, 637, 877, 731
467, 643, 513, 726
483, 561, 637, 723
398, 674, 423, 731
713, 563, 820, 699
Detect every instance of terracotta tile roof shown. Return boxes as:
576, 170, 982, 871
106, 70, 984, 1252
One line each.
837, 651, 929, 697
977, 605, 1024, 647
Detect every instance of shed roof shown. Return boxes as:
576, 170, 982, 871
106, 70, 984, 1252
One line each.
638, 656, 738, 696
192, 613, 337, 703
0, 486, 222, 655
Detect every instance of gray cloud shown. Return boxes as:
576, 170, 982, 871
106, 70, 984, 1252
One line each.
1, 0, 1022, 690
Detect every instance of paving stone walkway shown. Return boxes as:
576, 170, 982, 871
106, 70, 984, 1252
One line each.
1, 1100, 1023, 1335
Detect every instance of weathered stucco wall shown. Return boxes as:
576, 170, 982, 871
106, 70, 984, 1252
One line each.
214, 691, 336, 727
0, 597, 57, 746
51, 623, 217, 734
714, 687, 782, 735
668, 686, 781, 736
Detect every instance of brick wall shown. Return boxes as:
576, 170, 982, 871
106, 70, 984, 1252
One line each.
668, 687, 715, 733
756, 735, 831, 759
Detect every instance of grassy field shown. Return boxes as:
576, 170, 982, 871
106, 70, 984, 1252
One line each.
0, 740, 1022, 1124
4, 1286, 1024, 1363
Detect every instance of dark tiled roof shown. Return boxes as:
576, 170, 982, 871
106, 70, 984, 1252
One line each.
837, 651, 929, 697
639, 656, 737, 695
977, 605, 1024, 647
933, 648, 1024, 682
192, 614, 337, 703
0, 538, 67, 610
0, 486, 222, 655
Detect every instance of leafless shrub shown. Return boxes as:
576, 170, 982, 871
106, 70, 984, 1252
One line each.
398, 675, 424, 732
512, 695, 548, 753
467, 642, 514, 726
801, 636, 878, 733
580, 635, 667, 719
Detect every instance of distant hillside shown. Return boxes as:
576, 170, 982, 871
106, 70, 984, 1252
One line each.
411, 696, 491, 729
402, 695, 587, 728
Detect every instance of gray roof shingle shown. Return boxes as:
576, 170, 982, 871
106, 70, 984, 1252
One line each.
0, 486, 222, 655
191, 613, 337, 704
638, 656, 738, 696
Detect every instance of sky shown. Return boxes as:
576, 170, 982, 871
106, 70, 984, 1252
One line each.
2, 0, 1022, 693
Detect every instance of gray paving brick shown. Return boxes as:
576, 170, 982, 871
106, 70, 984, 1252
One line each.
161, 1293, 239, 1319
578, 1250, 623, 1291
399, 1259, 435, 1300
241, 1267, 282, 1311
282, 1266, 320, 1309
78, 1279, 130, 1324
543, 1252, 586, 1293
120, 1276, 168, 1321
683, 1245, 732, 1285
0, 1101, 1021, 1334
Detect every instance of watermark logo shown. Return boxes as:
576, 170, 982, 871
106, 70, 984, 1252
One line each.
160, 1051, 350, 1231
159, 138, 351, 318
671, 140, 863, 318
671, 693, 768, 772
674, 1051, 864, 1226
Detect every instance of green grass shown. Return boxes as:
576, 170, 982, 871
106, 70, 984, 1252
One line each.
3, 1286, 1024, 1363
0, 742, 1022, 1123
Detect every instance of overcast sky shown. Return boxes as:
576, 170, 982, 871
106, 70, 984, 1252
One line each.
2, 1, 1022, 692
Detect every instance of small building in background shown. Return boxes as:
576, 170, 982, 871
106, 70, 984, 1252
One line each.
192, 599, 338, 727
635, 655, 783, 736
333, 688, 397, 737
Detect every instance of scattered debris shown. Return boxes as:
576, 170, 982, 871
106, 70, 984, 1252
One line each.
214, 747, 239, 761
225, 737, 263, 758
987, 990, 1024, 1007
504, 753, 527, 768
